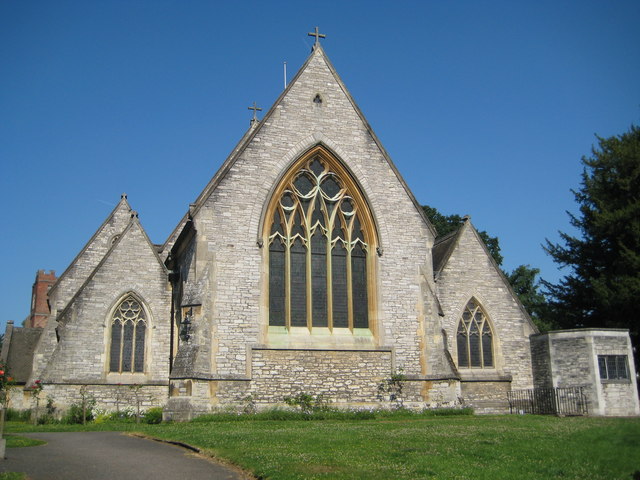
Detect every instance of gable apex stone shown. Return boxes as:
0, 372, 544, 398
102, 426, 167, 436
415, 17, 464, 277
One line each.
180, 44, 435, 239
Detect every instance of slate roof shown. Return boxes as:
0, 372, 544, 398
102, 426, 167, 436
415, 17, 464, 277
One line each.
3, 327, 42, 383
432, 228, 462, 275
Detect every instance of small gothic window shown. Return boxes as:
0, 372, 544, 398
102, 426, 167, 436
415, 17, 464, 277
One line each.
313, 94, 323, 105
267, 149, 374, 331
109, 295, 147, 373
457, 299, 493, 368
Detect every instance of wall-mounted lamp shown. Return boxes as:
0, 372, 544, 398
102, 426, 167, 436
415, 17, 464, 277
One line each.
180, 308, 193, 343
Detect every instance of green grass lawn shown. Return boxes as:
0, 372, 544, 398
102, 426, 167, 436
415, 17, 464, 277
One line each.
4, 434, 46, 448
6, 415, 640, 479
0, 473, 26, 480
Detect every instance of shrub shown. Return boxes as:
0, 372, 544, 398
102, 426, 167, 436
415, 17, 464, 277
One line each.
109, 409, 136, 422
283, 392, 329, 414
5, 408, 31, 422
143, 407, 163, 424
62, 401, 95, 424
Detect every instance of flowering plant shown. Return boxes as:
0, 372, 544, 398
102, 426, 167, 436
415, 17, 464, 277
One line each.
0, 363, 14, 406
29, 379, 43, 396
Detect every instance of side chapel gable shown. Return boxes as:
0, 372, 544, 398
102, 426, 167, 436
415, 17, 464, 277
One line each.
29, 195, 134, 382
435, 219, 538, 334
39, 215, 170, 383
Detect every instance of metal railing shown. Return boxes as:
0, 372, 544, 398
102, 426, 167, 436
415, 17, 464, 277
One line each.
508, 387, 588, 416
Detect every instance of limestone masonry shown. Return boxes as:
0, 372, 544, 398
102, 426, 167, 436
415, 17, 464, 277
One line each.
3, 41, 638, 418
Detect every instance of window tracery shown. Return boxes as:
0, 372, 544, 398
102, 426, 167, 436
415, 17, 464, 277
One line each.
267, 150, 373, 331
109, 295, 147, 373
457, 299, 493, 368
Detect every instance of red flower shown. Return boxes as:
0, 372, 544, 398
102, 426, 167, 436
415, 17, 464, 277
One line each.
35, 380, 41, 384
0, 370, 5, 375
7, 377, 12, 382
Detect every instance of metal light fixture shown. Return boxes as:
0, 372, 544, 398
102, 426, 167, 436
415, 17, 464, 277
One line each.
180, 308, 193, 342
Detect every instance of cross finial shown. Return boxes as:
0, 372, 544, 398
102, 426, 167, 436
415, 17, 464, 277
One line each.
308, 26, 325, 47
248, 101, 262, 125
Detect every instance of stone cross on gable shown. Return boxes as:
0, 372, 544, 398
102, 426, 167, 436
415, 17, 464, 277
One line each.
308, 26, 326, 46
248, 102, 262, 121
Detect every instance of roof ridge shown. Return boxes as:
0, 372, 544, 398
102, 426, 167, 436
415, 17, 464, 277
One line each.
434, 227, 460, 245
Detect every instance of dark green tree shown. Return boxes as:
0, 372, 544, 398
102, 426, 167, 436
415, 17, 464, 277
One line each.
422, 205, 503, 266
543, 125, 640, 343
507, 265, 555, 332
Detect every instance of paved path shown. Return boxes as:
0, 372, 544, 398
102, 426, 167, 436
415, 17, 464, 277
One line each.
0, 432, 248, 479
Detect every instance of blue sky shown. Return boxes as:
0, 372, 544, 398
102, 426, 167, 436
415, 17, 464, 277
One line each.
1, 1, 639, 330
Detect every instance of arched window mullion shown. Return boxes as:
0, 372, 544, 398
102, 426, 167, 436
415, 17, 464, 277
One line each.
131, 321, 137, 373
266, 149, 374, 333
118, 319, 125, 373
109, 295, 147, 374
323, 195, 334, 331
457, 299, 494, 369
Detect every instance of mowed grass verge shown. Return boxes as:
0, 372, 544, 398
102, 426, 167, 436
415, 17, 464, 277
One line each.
7, 415, 640, 479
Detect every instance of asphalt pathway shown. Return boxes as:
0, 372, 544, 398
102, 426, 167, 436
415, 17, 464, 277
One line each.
0, 431, 248, 479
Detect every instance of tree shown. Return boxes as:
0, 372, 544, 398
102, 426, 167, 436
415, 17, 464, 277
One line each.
422, 205, 503, 266
507, 265, 555, 332
543, 125, 640, 342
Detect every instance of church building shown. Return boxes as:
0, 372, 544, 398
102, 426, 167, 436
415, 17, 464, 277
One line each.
4, 34, 637, 419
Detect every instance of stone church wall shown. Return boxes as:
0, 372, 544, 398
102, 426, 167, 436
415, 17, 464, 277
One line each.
436, 224, 537, 403
41, 222, 172, 388
164, 346, 461, 421
530, 334, 553, 388
247, 348, 393, 405
14, 384, 168, 415
183, 48, 441, 398
531, 329, 639, 416
29, 200, 134, 384
460, 381, 511, 414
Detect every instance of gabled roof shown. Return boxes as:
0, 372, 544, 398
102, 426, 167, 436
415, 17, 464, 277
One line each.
166, 43, 436, 242
48, 194, 132, 298
434, 218, 539, 334
56, 213, 168, 323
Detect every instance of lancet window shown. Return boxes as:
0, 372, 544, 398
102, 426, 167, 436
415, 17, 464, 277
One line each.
457, 299, 493, 368
267, 150, 374, 331
109, 295, 147, 373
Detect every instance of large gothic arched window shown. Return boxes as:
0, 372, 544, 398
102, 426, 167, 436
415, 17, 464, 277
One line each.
457, 299, 493, 368
266, 148, 376, 331
109, 295, 147, 373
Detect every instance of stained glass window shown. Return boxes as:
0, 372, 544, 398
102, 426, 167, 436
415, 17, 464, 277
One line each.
109, 295, 147, 373
267, 152, 373, 331
457, 299, 493, 368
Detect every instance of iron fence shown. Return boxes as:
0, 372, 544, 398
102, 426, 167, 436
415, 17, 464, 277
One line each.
508, 387, 588, 416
